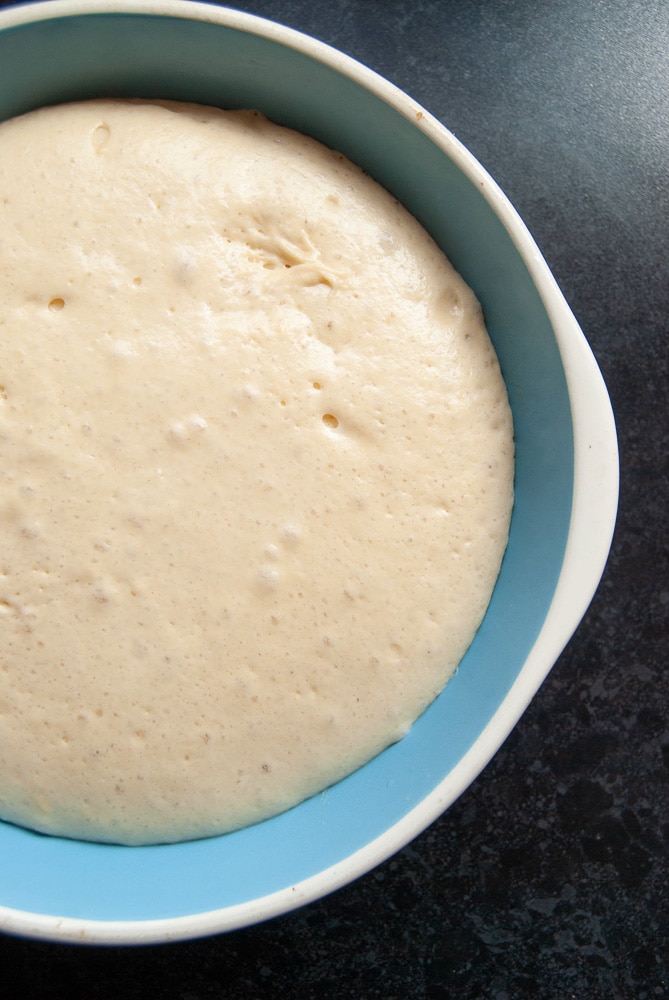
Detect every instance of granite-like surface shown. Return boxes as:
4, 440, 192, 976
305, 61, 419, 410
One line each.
1, 0, 667, 997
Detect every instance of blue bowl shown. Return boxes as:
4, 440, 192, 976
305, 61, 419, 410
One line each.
0, 0, 618, 943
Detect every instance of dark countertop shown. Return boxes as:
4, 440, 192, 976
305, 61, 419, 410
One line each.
1, 1, 667, 997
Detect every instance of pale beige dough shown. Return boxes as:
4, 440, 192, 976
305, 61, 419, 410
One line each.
0, 100, 513, 844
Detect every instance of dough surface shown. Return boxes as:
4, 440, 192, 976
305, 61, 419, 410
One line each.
0, 100, 514, 844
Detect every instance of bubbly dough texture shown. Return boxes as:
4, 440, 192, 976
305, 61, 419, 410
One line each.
0, 100, 514, 844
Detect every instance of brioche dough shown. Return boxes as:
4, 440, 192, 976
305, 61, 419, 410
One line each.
0, 100, 513, 844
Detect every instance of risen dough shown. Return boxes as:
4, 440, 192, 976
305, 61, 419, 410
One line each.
0, 100, 513, 844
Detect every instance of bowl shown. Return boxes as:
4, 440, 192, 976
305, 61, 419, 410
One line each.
0, 0, 618, 944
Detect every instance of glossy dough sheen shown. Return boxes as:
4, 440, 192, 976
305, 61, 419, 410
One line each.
0, 101, 514, 844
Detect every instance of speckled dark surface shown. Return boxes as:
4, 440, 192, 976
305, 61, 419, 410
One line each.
1, 0, 667, 996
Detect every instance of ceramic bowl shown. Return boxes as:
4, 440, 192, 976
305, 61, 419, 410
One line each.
0, 0, 618, 944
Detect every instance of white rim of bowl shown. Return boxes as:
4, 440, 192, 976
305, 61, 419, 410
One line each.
0, 0, 619, 945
